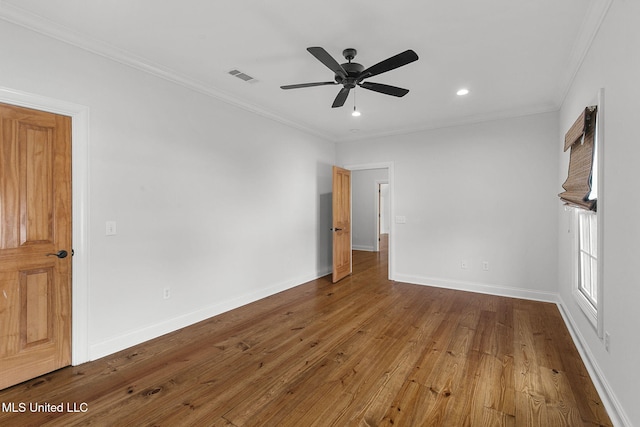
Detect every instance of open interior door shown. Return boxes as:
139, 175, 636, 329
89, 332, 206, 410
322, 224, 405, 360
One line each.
0, 103, 72, 389
332, 166, 351, 283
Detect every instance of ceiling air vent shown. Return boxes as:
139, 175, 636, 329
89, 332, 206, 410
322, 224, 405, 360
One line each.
228, 69, 258, 83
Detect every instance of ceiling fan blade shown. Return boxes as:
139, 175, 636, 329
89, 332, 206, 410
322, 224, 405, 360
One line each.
332, 87, 351, 108
281, 81, 338, 90
358, 82, 409, 97
307, 47, 347, 79
357, 49, 419, 81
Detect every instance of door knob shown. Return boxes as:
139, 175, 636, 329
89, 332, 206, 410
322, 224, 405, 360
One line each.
330, 228, 343, 231
47, 250, 68, 259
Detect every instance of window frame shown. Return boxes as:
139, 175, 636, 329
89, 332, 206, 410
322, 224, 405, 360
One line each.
573, 209, 598, 327
578, 211, 598, 307
570, 88, 604, 338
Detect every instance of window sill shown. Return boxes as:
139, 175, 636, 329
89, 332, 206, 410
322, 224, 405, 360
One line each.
573, 288, 598, 330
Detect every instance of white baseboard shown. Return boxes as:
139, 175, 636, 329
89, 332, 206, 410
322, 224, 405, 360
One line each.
88, 268, 331, 361
393, 273, 558, 302
556, 296, 630, 427
87, 267, 629, 426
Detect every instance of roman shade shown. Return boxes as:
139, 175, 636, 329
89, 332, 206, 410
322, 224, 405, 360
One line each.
559, 106, 597, 211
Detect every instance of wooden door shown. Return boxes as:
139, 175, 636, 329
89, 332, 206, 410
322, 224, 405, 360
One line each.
0, 103, 72, 389
332, 166, 351, 283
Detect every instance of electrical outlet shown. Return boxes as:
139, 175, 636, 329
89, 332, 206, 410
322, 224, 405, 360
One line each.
163, 287, 171, 300
604, 332, 611, 352
482, 261, 489, 271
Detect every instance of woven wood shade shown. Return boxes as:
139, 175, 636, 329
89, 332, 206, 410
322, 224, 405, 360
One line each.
559, 106, 597, 210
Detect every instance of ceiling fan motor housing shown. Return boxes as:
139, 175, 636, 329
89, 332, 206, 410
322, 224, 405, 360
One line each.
336, 62, 364, 87
336, 49, 363, 88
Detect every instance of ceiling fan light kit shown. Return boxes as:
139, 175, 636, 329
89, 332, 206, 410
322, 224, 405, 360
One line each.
281, 47, 419, 110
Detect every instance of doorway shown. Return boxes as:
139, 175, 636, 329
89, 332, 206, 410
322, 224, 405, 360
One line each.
345, 163, 393, 280
377, 182, 390, 253
0, 88, 90, 367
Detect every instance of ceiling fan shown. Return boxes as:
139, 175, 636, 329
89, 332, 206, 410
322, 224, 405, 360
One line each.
281, 47, 419, 108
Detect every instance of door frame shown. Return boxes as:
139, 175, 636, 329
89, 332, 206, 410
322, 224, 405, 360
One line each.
343, 162, 394, 280
0, 86, 90, 365
374, 180, 388, 252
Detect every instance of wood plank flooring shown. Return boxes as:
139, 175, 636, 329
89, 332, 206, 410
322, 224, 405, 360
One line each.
0, 239, 611, 426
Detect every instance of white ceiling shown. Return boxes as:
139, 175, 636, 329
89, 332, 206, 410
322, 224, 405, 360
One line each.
0, 0, 608, 142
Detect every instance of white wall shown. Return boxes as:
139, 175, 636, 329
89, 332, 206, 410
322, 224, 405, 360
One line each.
338, 112, 560, 301
0, 20, 335, 360
352, 169, 388, 251
558, 1, 640, 425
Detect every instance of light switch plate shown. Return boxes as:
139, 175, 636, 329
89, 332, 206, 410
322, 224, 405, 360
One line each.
395, 216, 407, 224
106, 221, 117, 236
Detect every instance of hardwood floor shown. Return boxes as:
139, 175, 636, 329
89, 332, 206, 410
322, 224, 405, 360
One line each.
0, 239, 611, 426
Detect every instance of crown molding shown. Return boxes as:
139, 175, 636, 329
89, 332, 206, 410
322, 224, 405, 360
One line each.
336, 103, 559, 143
0, 2, 334, 142
557, 0, 613, 107
0, 1, 611, 144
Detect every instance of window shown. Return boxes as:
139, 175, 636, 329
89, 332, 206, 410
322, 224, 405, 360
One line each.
561, 91, 604, 335
577, 210, 597, 309
572, 207, 599, 329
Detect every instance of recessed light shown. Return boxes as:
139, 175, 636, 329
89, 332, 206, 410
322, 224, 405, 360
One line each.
456, 88, 470, 96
